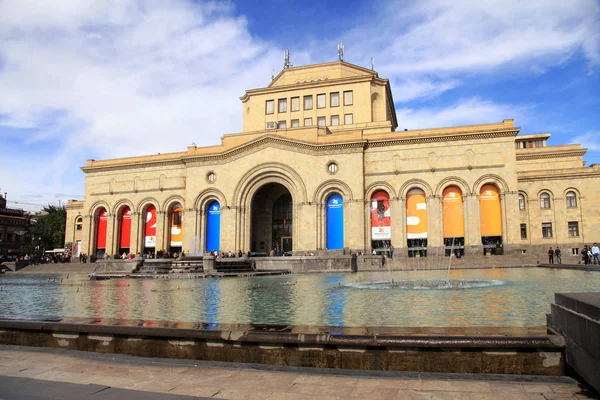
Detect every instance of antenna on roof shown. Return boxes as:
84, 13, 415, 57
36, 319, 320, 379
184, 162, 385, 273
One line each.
371, 56, 374, 71
337, 43, 344, 61
270, 70, 275, 81
283, 50, 292, 69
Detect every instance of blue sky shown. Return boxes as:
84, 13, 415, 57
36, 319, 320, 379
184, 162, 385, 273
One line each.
0, 0, 599, 211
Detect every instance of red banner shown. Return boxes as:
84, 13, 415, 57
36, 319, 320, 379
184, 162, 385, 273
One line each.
144, 205, 156, 248
120, 207, 131, 248
371, 190, 391, 239
96, 208, 107, 249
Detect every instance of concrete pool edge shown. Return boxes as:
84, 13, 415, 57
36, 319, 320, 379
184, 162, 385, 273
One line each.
0, 318, 566, 376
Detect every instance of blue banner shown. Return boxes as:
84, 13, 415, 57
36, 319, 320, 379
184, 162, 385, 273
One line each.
326, 193, 344, 250
206, 201, 220, 252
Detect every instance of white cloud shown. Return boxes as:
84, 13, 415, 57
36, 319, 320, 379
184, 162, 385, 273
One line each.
0, 0, 598, 205
570, 133, 600, 151
395, 98, 528, 131
343, 0, 600, 100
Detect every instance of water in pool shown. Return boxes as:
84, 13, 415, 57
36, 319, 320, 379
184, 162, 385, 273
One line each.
1, 268, 599, 327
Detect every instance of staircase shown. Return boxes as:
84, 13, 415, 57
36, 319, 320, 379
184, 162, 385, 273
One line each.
214, 258, 256, 274
170, 257, 204, 273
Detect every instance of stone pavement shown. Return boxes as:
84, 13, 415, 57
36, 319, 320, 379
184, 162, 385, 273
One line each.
0, 345, 597, 400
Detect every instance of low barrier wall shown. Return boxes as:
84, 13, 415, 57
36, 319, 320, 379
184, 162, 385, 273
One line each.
548, 292, 600, 393
0, 318, 565, 375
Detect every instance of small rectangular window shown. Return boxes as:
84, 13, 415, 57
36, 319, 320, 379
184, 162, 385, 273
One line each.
572, 248, 579, 255
542, 222, 553, 238
278, 98, 287, 113
331, 115, 339, 126
330, 92, 339, 107
317, 116, 326, 127
344, 113, 353, 124
520, 224, 527, 239
291, 119, 299, 128
344, 90, 353, 105
266, 100, 274, 115
568, 221, 579, 237
317, 93, 326, 109
278, 120, 287, 129
291, 97, 300, 112
304, 95, 313, 110
304, 117, 313, 126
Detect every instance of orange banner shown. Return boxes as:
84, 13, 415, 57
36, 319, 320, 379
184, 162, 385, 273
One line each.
443, 186, 464, 238
479, 184, 502, 236
170, 203, 183, 247
406, 189, 427, 239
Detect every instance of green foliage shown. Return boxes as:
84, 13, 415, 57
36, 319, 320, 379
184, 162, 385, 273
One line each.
33, 205, 67, 250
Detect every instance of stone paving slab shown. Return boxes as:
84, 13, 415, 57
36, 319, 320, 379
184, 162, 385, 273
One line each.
0, 345, 598, 400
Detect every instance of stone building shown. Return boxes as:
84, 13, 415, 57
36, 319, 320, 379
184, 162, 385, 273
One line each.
0, 193, 32, 256
65, 61, 600, 262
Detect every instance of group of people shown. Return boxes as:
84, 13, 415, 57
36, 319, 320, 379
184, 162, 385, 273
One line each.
209, 250, 245, 258
547, 247, 562, 264
582, 243, 600, 265
548, 243, 600, 265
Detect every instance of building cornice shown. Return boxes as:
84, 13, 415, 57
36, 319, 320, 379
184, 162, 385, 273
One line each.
81, 128, 520, 173
516, 149, 586, 161
518, 169, 600, 182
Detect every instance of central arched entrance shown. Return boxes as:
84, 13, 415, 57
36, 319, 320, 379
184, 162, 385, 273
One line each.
251, 183, 293, 255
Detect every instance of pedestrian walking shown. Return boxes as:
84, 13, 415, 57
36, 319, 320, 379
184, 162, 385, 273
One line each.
555, 247, 561, 264
548, 247, 554, 264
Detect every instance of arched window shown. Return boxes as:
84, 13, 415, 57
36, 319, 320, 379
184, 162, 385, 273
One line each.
566, 191, 577, 208
518, 194, 526, 210
95, 207, 108, 255
75, 217, 83, 231
540, 193, 551, 209
169, 202, 183, 251
118, 207, 131, 253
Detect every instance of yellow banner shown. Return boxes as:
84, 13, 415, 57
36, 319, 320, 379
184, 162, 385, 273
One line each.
479, 184, 502, 236
407, 189, 427, 239
443, 186, 464, 238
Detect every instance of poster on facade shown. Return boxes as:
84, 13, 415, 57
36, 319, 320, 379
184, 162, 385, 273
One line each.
442, 187, 464, 238
144, 205, 156, 248
371, 190, 391, 240
406, 189, 427, 239
479, 184, 502, 236
96, 208, 108, 249
120, 207, 131, 248
326, 194, 344, 250
170, 203, 183, 247
206, 201, 220, 252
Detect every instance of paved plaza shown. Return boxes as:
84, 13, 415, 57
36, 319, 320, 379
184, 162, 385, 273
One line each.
0, 345, 596, 400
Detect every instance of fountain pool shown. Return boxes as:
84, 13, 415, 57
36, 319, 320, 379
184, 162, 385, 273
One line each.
1, 267, 599, 327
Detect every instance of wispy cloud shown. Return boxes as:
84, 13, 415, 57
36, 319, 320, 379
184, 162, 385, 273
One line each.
570, 133, 600, 151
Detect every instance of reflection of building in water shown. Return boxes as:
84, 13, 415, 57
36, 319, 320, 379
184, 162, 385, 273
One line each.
64, 60, 600, 259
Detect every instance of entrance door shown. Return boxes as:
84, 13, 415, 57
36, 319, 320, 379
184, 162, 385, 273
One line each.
281, 237, 293, 253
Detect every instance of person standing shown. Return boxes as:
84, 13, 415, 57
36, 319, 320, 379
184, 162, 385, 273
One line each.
548, 247, 554, 264
592, 243, 600, 265
555, 247, 561, 264
582, 245, 589, 265
389, 244, 394, 259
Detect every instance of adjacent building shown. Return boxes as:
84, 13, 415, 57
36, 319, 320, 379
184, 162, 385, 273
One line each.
65, 61, 600, 261
0, 193, 32, 256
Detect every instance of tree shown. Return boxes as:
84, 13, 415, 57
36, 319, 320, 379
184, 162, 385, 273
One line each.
33, 205, 67, 251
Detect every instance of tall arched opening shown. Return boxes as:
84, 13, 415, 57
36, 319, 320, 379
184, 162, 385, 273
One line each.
370, 190, 391, 254
168, 202, 183, 256
442, 186, 465, 257
479, 184, 503, 255
326, 193, 344, 250
406, 188, 427, 257
95, 207, 108, 257
142, 204, 157, 257
251, 183, 292, 255
118, 206, 131, 256
206, 200, 220, 253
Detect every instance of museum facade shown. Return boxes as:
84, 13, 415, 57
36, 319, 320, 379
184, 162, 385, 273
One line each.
65, 61, 600, 260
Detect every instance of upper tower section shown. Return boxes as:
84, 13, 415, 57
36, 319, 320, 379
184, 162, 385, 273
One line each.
240, 61, 397, 134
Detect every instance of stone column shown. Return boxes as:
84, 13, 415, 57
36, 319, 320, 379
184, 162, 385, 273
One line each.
83, 214, 93, 256
464, 194, 481, 255
155, 211, 166, 253
346, 199, 364, 251
182, 208, 197, 255
130, 212, 141, 255
390, 197, 404, 249
105, 213, 116, 256
428, 195, 442, 248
